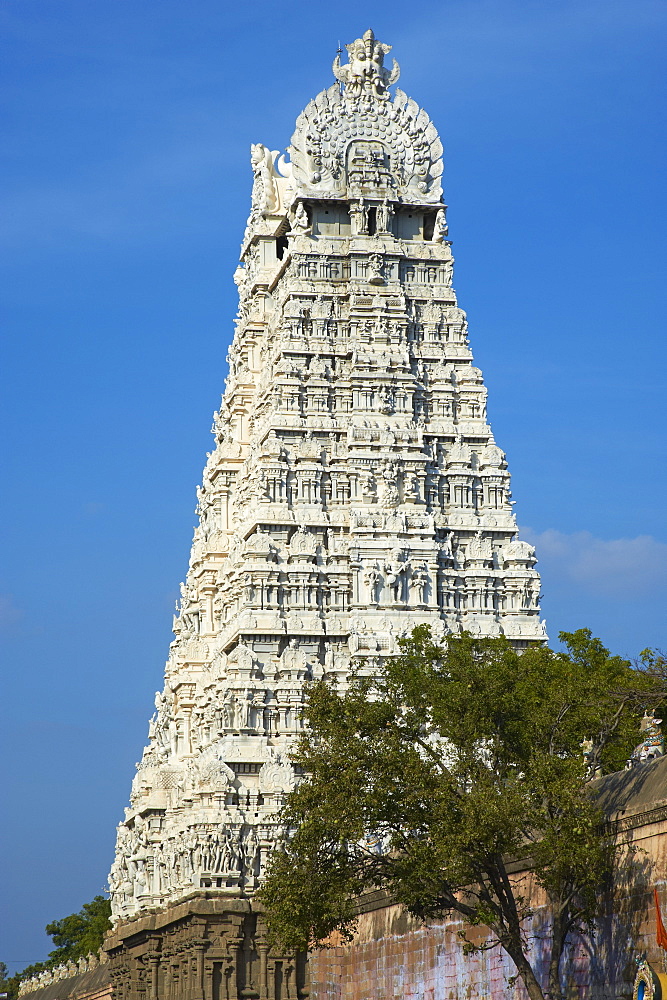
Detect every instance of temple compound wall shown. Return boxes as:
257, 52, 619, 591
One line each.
19, 757, 667, 1000
309, 758, 667, 1000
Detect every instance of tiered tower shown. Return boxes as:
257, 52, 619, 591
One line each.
106, 29, 545, 997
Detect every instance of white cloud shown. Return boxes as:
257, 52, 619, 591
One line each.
521, 529, 667, 596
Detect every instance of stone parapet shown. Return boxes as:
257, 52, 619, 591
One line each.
17, 962, 111, 1000
18, 758, 667, 1000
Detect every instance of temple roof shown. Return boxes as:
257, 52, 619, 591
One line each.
592, 754, 667, 820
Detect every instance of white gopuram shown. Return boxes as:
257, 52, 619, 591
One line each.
109, 29, 545, 924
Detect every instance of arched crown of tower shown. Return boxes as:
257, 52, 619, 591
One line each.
288, 29, 444, 206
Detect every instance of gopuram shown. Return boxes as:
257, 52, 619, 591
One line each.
104, 30, 546, 1000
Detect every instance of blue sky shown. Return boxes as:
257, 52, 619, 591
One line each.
1, 0, 666, 972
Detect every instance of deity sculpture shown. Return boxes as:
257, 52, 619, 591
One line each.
332, 28, 400, 100
291, 201, 311, 234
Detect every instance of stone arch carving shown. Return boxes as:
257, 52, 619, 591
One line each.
289, 85, 443, 204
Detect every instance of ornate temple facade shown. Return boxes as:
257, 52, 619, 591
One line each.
106, 30, 545, 984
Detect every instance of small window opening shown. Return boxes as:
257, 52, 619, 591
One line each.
367, 207, 377, 236
276, 234, 289, 260
423, 212, 436, 241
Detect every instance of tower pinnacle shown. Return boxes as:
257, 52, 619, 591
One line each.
332, 28, 400, 99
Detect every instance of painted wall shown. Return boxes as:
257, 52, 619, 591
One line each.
310, 760, 667, 1000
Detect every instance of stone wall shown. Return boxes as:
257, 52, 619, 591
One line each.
309, 756, 667, 1000
16, 964, 111, 1000
103, 895, 305, 1000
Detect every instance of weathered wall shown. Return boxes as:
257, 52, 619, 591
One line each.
309, 758, 667, 1000
16, 965, 112, 1000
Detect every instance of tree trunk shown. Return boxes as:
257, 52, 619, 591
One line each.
547, 955, 562, 1000
547, 950, 564, 1000
546, 904, 567, 1000
499, 938, 545, 1000
515, 955, 545, 1000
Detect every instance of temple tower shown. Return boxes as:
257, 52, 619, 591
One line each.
105, 30, 545, 997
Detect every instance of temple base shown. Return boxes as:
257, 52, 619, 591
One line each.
105, 894, 307, 1000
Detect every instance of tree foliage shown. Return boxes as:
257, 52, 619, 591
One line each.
44, 895, 111, 966
260, 628, 665, 1000
0, 962, 14, 1000
2, 895, 111, 998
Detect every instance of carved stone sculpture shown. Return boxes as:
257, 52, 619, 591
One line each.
333, 29, 400, 101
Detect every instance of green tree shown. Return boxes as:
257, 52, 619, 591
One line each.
260, 628, 665, 1000
44, 895, 111, 966
0, 962, 15, 1000
6, 895, 112, 997
0, 962, 24, 1000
